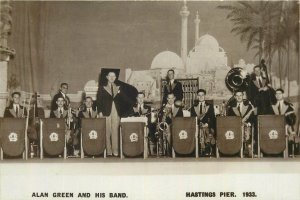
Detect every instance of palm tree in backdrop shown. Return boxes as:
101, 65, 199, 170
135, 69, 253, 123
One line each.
218, 1, 298, 94
219, 1, 300, 143
218, 1, 279, 62
281, 1, 299, 98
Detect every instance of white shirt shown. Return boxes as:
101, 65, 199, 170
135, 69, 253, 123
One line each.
237, 102, 243, 112
13, 104, 20, 113
199, 102, 205, 112
171, 104, 175, 112
256, 76, 263, 86
170, 79, 175, 85
87, 108, 92, 113
58, 108, 64, 114
60, 91, 66, 99
277, 100, 284, 111
138, 104, 144, 110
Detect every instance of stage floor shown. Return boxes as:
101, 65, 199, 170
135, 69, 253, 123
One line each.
1, 156, 300, 175
1, 157, 300, 200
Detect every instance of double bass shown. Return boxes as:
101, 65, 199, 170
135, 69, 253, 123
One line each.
27, 92, 45, 157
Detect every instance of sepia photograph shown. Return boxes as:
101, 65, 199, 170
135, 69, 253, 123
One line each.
0, 0, 299, 199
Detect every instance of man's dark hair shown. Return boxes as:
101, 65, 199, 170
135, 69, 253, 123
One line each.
11, 92, 21, 97
167, 69, 175, 74
56, 97, 64, 102
253, 65, 260, 70
85, 96, 93, 101
275, 88, 284, 93
167, 93, 176, 98
166, 69, 175, 82
197, 89, 206, 95
234, 90, 244, 95
137, 92, 145, 97
60, 83, 68, 88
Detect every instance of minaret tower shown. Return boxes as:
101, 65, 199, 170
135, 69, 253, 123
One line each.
180, 0, 190, 71
194, 11, 200, 46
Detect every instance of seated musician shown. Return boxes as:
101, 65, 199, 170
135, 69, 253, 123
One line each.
2, 92, 27, 158
132, 92, 151, 117
159, 93, 183, 153
51, 83, 70, 111
50, 96, 75, 156
78, 97, 98, 119
227, 90, 255, 157
75, 96, 98, 156
132, 92, 157, 154
268, 88, 297, 157
50, 97, 68, 118
190, 89, 216, 156
160, 93, 183, 124
4, 92, 27, 118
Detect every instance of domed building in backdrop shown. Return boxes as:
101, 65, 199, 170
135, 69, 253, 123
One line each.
80, 3, 232, 108
125, 5, 231, 108
125, 51, 185, 103
150, 51, 184, 73
186, 34, 227, 73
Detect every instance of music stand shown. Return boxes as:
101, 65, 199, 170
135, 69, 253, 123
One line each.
120, 117, 148, 159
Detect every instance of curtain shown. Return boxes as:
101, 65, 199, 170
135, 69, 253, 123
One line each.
8, 1, 49, 94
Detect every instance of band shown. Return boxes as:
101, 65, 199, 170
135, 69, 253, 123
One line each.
1, 63, 299, 159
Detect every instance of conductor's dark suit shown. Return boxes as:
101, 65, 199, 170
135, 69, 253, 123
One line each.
97, 84, 134, 118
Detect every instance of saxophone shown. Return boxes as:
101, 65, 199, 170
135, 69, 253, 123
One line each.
155, 104, 172, 156
158, 104, 172, 132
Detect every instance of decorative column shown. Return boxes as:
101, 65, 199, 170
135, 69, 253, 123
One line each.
0, 0, 15, 117
180, 0, 190, 71
194, 11, 200, 46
